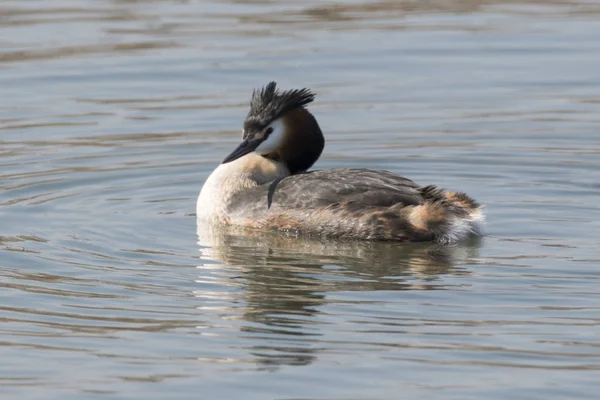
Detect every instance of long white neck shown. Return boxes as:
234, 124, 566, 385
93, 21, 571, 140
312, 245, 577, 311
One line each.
196, 153, 289, 222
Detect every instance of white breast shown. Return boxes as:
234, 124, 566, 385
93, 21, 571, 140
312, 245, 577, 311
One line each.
196, 154, 289, 222
196, 163, 235, 222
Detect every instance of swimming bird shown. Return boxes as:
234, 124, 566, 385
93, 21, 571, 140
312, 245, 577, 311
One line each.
197, 82, 484, 244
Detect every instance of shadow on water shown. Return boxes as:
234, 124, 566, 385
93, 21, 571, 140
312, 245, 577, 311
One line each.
196, 222, 481, 368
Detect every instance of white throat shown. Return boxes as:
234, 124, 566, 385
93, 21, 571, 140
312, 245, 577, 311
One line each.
196, 153, 289, 222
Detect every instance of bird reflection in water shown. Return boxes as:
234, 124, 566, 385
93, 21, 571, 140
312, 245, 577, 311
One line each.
195, 222, 481, 370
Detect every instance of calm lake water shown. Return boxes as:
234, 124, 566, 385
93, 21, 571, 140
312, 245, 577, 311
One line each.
2, 1, 600, 399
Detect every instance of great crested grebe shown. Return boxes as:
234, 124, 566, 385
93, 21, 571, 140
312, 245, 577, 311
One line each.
197, 82, 484, 244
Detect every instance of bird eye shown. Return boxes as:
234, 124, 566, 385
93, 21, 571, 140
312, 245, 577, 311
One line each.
265, 127, 274, 135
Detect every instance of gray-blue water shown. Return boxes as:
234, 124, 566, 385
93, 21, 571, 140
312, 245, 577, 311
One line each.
2, 1, 600, 399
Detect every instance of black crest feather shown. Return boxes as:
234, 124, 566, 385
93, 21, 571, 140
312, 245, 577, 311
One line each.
243, 81, 316, 135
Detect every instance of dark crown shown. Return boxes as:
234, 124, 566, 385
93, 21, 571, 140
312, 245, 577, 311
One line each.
243, 82, 316, 137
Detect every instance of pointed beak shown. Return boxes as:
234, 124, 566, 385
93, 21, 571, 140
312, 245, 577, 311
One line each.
222, 138, 263, 164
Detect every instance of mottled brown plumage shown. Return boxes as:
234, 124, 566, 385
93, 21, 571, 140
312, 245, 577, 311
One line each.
224, 169, 482, 243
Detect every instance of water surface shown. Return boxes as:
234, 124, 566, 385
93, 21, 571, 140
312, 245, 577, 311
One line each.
2, 1, 600, 399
